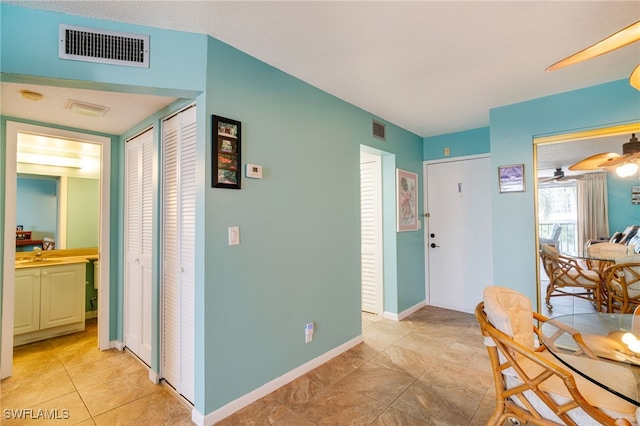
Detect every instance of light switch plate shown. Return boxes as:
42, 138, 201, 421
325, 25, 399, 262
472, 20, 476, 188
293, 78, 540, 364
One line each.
228, 226, 240, 245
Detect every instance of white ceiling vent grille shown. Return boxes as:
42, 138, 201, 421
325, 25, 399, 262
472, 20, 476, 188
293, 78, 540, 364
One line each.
59, 24, 149, 68
372, 120, 386, 141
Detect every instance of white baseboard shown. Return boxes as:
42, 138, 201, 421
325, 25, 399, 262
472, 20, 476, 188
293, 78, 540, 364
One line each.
148, 369, 160, 384
383, 300, 426, 321
195, 335, 364, 426
85, 310, 98, 319
110, 340, 124, 351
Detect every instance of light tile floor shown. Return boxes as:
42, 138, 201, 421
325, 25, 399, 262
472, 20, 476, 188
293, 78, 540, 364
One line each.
1, 306, 509, 425
216, 306, 497, 425
0, 319, 193, 425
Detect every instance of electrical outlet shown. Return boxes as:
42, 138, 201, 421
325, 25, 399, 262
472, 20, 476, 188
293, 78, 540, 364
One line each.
305, 322, 314, 343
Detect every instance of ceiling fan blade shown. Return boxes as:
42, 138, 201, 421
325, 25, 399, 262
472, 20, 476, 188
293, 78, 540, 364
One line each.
631, 63, 640, 90
569, 152, 621, 171
546, 21, 640, 71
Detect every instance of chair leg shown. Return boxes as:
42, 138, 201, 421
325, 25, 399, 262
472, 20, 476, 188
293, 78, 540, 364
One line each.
545, 283, 554, 309
487, 402, 510, 426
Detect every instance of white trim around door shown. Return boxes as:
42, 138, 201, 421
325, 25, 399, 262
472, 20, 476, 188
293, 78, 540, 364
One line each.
1, 121, 111, 379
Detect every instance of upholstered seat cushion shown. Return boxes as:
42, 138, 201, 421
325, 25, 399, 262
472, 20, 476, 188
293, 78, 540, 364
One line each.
565, 268, 600, 283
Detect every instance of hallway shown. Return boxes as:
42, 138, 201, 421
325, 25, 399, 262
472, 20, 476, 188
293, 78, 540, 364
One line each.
1, 306, 496, 425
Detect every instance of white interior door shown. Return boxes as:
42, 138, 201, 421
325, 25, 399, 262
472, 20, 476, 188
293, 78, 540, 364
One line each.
124, 129, 153, 365
162, 105, 196, 404
425, 156, 493, 313
360, 152, 383, 315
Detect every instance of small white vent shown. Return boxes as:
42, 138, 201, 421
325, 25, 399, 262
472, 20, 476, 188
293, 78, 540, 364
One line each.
372, 120, 386, 141
59, 24, 149, 68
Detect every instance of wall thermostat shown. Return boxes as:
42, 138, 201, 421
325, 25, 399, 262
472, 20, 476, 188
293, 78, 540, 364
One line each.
245, 163, 263, 179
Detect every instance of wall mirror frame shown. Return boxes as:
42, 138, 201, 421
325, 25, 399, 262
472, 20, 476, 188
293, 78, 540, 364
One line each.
533, 121, 640, 316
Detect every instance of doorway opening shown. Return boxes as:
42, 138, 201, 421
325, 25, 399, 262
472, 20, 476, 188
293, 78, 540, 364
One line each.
1, 122, 111, 379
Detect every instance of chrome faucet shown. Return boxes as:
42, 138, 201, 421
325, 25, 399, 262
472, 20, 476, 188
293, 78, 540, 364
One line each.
33, 247, 43, 260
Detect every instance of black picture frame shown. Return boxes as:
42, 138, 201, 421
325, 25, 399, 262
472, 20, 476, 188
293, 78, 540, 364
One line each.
212, 115, 241, 189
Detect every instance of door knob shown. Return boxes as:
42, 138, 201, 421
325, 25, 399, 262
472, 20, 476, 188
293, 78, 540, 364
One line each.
430, 243, 440, 248
430, 233, 435, 238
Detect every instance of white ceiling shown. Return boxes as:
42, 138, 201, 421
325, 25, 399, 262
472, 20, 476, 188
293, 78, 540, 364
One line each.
3, 0, 639, 139
1, 82, 177, 135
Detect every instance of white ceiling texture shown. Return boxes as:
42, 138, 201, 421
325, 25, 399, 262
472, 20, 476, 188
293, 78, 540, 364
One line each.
1, 1, 639, 171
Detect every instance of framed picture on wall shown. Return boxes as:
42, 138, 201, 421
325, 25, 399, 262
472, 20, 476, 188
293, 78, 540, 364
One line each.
498, 164, 525, 193
396, 168, 418, 232
212, 115, 241, 189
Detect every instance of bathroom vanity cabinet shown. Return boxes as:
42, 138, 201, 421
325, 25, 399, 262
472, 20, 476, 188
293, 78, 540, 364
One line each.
14, 261, 86, 345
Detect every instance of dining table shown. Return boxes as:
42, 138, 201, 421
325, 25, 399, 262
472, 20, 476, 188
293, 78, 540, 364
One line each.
540, 312, 640, 406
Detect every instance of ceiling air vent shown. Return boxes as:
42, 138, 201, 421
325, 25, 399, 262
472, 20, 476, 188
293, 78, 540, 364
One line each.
59, 24, 149, 68
372, 120, 386, 141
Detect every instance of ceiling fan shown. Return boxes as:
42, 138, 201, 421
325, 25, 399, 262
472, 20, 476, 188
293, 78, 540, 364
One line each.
546, 20, 640, 90
569, 134, 640, 173
538, 167, 582, 184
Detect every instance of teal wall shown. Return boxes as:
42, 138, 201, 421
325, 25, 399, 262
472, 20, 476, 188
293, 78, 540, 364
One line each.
424, 127, 490, 160
16, 175, 58, 240
66, 177, 99, 248
489, 80, 640, 303
202, 36, 424, 413
1, 4, 426, 418
608, 173, 640, 233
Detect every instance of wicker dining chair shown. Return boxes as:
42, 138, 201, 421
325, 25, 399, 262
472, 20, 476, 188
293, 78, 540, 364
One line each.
602, 257, 640, 313
540, 244, 602, 311
477, 286, 638, 426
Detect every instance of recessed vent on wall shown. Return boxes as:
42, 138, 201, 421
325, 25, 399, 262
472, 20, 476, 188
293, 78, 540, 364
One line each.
372, 120, 386, 141
59, 24, 149, 68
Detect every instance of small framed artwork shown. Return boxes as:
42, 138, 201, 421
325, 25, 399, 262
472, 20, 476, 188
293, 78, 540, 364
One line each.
633, 186, 640, 204
397, 168, 418, 232
498, 164, 525, 193
212, 115, 241, 189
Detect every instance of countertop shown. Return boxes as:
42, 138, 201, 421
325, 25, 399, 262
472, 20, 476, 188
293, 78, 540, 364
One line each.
15, 248, 98, 269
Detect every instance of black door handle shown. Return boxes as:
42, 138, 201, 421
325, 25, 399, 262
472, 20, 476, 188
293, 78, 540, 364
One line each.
430, 243, 439, 248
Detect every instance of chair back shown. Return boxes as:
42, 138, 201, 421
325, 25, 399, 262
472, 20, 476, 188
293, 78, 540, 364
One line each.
550, 223, 562, 241
42, 237, 55, 250
603, 262, 640, 313
477, 287, 636, 426
483, 286, 534, 350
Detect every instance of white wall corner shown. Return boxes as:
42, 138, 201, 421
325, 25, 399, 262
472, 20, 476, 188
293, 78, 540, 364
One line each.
111, 340, 124, 351
384, 300, 426, 322
148, 369, 160, 384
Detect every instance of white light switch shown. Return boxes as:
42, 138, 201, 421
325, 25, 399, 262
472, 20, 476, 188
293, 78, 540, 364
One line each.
228, 227, 240, 245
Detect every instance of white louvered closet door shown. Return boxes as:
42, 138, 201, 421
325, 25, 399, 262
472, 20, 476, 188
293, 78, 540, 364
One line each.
162, 106, 196, 404
360, 156, 383, 315
124, 129, 153, 365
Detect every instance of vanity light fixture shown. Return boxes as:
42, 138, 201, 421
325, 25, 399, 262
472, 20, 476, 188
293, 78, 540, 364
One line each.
17, 152, 83, 169
65, 99, 110, 117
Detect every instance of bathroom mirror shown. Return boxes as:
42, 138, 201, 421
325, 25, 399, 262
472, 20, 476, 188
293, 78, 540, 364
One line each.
16, 133, 100, 252
534, 122, 640, 317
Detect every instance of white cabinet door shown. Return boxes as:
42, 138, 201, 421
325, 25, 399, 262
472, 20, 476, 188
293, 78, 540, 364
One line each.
124, 129, 154, 365
40, 264, 85, 329
14, 269, 41, 335
162, 106, 196, 403
360, 156, 383, 315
